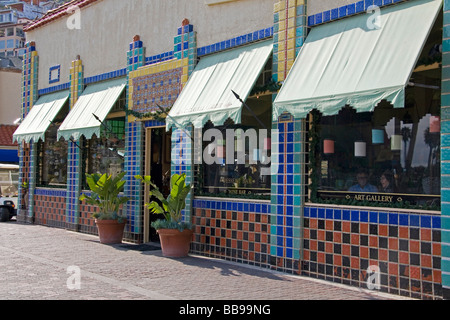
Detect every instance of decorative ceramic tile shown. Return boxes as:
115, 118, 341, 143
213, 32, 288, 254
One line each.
49, 65, 60, 84
273, 0, 307, 82
191, 199, 271, 268
440, 0, 450, 298
303, 205, 442, 299
131, 67, 183, 114
308, 0, 409, 27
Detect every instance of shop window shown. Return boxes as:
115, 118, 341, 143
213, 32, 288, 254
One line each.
195, 95, 272, 200
37, 126, 69, 188
84, 118, 126, 180
306, 12, 443, 211
307, 84, 441, 210
193, 57, 275, 200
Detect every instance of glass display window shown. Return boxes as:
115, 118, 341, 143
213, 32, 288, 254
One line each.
307, 82, 441, 210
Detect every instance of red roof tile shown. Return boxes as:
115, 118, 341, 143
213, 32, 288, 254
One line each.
0, 125, 18, 147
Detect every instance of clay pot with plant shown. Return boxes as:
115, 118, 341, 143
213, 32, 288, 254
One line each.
135, 173, 193, 257
79, 172, 129, 244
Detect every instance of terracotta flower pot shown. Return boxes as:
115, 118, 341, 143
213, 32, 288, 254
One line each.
157, 228, 193, 258
95, 219, 127, 244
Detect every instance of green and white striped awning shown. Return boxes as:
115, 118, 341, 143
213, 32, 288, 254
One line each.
13, 90, 69, 143
167, 40, 273, 129
273, 0, 442, 120
58, 78, 126, 141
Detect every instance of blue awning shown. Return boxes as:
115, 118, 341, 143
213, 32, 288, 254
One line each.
0, 149, 19, 163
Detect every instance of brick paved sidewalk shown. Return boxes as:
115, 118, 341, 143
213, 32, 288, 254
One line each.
0, 220, 409, 301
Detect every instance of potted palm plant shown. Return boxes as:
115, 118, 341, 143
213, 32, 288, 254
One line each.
135, 173, 193, 257
79, 172, 129, 244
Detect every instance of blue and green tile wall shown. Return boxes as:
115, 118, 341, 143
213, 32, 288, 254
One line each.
19, 41, 39, 220
441, 0, 450, 299
124, 35, 146, 239
65, 57, 84, 228
171, 127, 193, 223
174, 18, 197, 77
273, 0, 307, 83
270, 0, 308, 273
270, 115, 305, 273
123, 121, 144, 236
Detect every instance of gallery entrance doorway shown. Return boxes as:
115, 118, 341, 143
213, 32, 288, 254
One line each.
143, 126, 172, 243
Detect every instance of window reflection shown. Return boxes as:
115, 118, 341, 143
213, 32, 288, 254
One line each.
310, 97, 441, 209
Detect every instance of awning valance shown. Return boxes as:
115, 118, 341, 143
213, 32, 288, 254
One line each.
13, 90, 69, 143
166, 40, 273, 129
273, 0, 442, 121
58, 78, 126, 141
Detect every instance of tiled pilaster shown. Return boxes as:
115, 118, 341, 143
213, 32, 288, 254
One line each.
21, 41, 38, 118
273, 0, 307, 83
171, 127, 193, 223
165, 20, 197, 223
18, 42, 39, 221
441, 0, 450, 299
65, 57, 84, 229
270, 0, 308, 274
174, 18, 197, 77
123, 121, 144, 239
123, 36, 146, 241
270, 115, 306, 273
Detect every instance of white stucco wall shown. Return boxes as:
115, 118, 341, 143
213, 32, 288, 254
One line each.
26, 0, 277, 90
0, 69, 21, 124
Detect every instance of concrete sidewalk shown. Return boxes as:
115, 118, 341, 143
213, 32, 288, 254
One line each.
0, 220, 409, 301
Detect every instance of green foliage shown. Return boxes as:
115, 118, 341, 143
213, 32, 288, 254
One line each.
195, 191, 270, 201
150, 219, 192, 232
250, 77, 282, 96
124, 106, 171, 123
135, 173, 192, 231
79, 172, 129, 222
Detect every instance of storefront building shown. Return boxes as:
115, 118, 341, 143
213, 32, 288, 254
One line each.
13, 0, 450, 299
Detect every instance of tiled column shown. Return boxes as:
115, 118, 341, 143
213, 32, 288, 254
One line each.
18, 41, 38, 222
65, 57, 84, 229
123, 121, 144, 239
174, 18, 197, 77
270, 0, 308, 273
270, 116, 305, 273
441, 0, 450, 299
170, 19, 197, 224
124, 36, 146, 240
171, 127, 193, 223
273, 0, 307, 83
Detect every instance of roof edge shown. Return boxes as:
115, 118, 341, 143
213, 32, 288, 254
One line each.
24, 0, 101, 32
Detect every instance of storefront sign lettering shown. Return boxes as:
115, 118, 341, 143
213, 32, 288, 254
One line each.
352, 194, 394, 203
